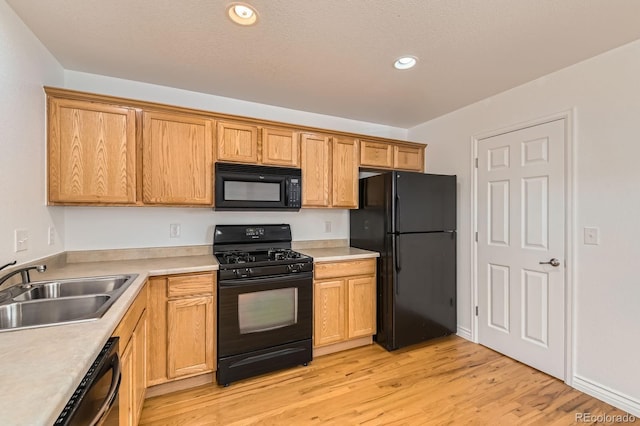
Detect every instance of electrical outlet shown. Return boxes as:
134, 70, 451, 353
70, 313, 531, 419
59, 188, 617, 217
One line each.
15, 229, 29, 252
324, 221, 332, 233
170, 223, 181, 238
48, 226, 56, 246
584, 227, 599, 245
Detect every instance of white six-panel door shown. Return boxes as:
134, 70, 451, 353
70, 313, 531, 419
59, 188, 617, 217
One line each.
477, 119, 565, 379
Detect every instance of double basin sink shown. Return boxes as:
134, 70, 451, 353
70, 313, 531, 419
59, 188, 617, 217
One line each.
0, 274, 138, 332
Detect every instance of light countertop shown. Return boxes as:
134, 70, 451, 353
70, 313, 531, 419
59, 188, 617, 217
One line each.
0, 255, 218, 426
297, 246, 379, 262
0, 246, 379, 425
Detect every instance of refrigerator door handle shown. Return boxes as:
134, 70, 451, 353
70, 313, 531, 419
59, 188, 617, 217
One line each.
394, 234, 401, 291
394, 193, 400, 234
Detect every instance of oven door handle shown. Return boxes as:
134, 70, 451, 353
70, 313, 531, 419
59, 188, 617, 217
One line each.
219, 272, 312, 287
88, 353, 121, 426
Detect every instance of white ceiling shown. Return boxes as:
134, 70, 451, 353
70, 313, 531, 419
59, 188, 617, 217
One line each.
7, 0, 640, 128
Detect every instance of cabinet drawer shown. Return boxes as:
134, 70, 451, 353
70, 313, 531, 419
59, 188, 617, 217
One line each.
314, 259, 376, 280
167, 273, 214, 298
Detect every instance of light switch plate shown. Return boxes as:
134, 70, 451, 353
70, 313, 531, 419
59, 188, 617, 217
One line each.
15, 229, 29, 252
584, 227, 599, 245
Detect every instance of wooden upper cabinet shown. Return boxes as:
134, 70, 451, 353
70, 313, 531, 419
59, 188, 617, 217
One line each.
261, 128, 299, 167
142, 111, 214, 205
332, 137, 358, 208
360, 140, 393, 169
301, 133, 331, 207
216, 121, 258, 163
360, 139, 425, 172
48, 97, 137, 204
394, 145, 424, 171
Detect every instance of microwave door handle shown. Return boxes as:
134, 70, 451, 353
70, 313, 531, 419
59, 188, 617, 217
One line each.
88, 353, 122, 426
284, 178, 289, 207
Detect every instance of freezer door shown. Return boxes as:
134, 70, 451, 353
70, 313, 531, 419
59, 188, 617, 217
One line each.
394, 172, 456, 233
349, 174, 389, 252
393, 232, 456, 349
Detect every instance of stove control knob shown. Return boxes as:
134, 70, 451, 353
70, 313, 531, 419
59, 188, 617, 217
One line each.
287, 264, 299, 273
235, 268, 252, 278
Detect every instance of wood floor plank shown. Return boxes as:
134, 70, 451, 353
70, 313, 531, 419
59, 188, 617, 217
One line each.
140, 336, 632, 425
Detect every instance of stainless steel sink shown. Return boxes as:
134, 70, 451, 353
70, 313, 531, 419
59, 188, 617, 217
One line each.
0, 274, 138, 332
13, 276, 130, 301
0, 296, 111, 330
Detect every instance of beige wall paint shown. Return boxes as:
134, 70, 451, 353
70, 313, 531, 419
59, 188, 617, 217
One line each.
409, 38, 640, 415
0, 0, 64, 264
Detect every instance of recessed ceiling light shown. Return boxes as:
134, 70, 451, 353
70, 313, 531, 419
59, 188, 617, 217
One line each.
227, 2, 258, 26
394, 56, 417, 70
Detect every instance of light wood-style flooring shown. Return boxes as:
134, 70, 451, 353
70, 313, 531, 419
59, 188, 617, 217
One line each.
140, 336, 631, 425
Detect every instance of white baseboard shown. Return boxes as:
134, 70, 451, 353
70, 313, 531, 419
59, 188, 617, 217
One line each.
457, 326, 472, 341
572, 375, 640, 417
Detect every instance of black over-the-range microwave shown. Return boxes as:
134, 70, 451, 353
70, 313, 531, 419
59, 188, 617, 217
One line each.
214, 162, 302, 211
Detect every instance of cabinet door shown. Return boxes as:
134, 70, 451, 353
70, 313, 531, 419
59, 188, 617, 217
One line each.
347, 276, 376, 339
314, 279, 346, 347
167, 296, 214, 379
119, 338, 134, 426
133, 310, 147, 424
301, 133, 331, 207
332, 137, 358, 208
147, 277, 167, 386
142, 111, 214, 205
48, 97, 137, 204
394, 144, 424, 171
261, 128, 299, 167
360, 140, 393, 169
217, 121, 258, 163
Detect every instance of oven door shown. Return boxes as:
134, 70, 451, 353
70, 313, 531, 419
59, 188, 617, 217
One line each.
56, 338, 121, 426
218, 273, 312, 357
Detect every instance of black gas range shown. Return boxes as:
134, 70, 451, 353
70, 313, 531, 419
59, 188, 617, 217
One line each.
213, 224, 313, 386
216, 246, 313, 281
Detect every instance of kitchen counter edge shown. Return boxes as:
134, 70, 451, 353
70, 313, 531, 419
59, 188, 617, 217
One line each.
0, 254, 218, 426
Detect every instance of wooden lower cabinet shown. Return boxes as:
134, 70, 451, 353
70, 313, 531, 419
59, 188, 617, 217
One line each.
147, 272, 216, 388
167, 296, 215, 378
314, 279, 346, 346
112, 282, 148, 426
313, 259, 376, 354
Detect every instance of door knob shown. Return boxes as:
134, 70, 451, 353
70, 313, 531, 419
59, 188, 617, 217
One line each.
539, 258, 560, 267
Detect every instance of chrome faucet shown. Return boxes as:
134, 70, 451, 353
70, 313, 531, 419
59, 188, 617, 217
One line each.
0, 264, 47, 289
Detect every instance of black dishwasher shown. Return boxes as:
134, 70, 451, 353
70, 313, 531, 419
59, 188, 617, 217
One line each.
54, 337, 121, 425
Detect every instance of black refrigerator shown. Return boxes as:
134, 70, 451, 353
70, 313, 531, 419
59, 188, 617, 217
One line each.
350, 171, 457, 351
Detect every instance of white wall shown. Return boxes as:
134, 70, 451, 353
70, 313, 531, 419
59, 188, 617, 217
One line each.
0, 0, 64, 265
409, 39, 640, 414
62, 71, 408, 249
64, 207, 348, 250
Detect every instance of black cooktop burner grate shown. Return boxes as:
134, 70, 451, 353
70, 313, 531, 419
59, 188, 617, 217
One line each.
217, 248, 307, 266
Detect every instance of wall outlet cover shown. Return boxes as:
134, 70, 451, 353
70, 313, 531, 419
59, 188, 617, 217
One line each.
584, 227, 599, 245
170, 223, 181, 238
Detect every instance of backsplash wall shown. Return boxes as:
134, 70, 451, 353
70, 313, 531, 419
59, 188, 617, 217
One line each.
64, 207, 349, 250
